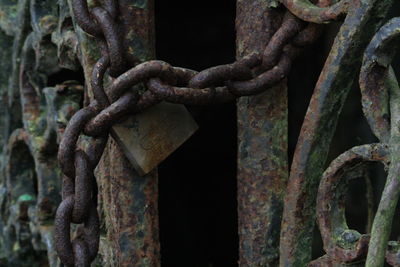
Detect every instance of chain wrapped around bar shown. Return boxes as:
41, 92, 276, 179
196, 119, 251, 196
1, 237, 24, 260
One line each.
54, 0, 328, 265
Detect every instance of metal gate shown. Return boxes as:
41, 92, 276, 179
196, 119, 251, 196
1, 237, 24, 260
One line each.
0, 0, 399, 266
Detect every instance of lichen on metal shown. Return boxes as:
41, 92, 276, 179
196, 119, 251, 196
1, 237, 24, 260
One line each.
360, 18, 400, 267
1, 0, 400, 266
279, 0, 394, 265
0, 0, 83, 265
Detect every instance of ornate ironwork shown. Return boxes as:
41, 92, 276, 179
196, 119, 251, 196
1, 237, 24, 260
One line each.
0, 0, 399, 266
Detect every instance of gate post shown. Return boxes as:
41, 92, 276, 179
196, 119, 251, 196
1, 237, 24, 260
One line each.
236, 2, 288, 266
97, 1, 160, 266
67, 0, 160, 265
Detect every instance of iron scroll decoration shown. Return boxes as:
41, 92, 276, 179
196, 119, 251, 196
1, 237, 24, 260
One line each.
310, 17, 400, 266
52, 1, 400, 267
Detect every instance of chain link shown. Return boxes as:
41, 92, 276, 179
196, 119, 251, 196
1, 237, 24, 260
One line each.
55, 0, 326, 265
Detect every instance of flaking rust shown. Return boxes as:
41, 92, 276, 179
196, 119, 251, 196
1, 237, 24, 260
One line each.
362, 19, 400, 267
236, 2, 288, 266
280, 0, 394, 265
235, 1, 326, 265
4, 0, 400, 265
312, 144, 389, 265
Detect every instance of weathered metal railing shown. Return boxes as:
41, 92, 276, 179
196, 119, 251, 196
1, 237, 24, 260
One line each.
0, 0, 399, 266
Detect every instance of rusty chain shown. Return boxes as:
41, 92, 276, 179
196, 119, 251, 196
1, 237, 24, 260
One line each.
54, 0, 327, 265
280, 0, 351, 23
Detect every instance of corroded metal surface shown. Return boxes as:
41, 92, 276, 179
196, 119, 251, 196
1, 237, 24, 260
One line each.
0, 0, 82, 265
235, 0, 332, 264
58, 0, 325, 264
310, 15, 400, 267
387, 241, 400, 267
279, 0, 350, 23
279, 0, 394, 265
64, 0, 162, 265
360, 18, 400, 267
1, 0, 400, 266
236, 3, 287, 266
102, 1, 160, 265
315, 144, 389, 264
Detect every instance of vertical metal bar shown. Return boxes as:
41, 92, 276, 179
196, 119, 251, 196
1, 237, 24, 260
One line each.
236, 2, 288, 266
99, 1, 160, 266
99, 145, 160, 266
67, 0, 159, 265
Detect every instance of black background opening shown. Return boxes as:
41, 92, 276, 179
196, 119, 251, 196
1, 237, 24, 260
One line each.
155, 1, 238, 266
